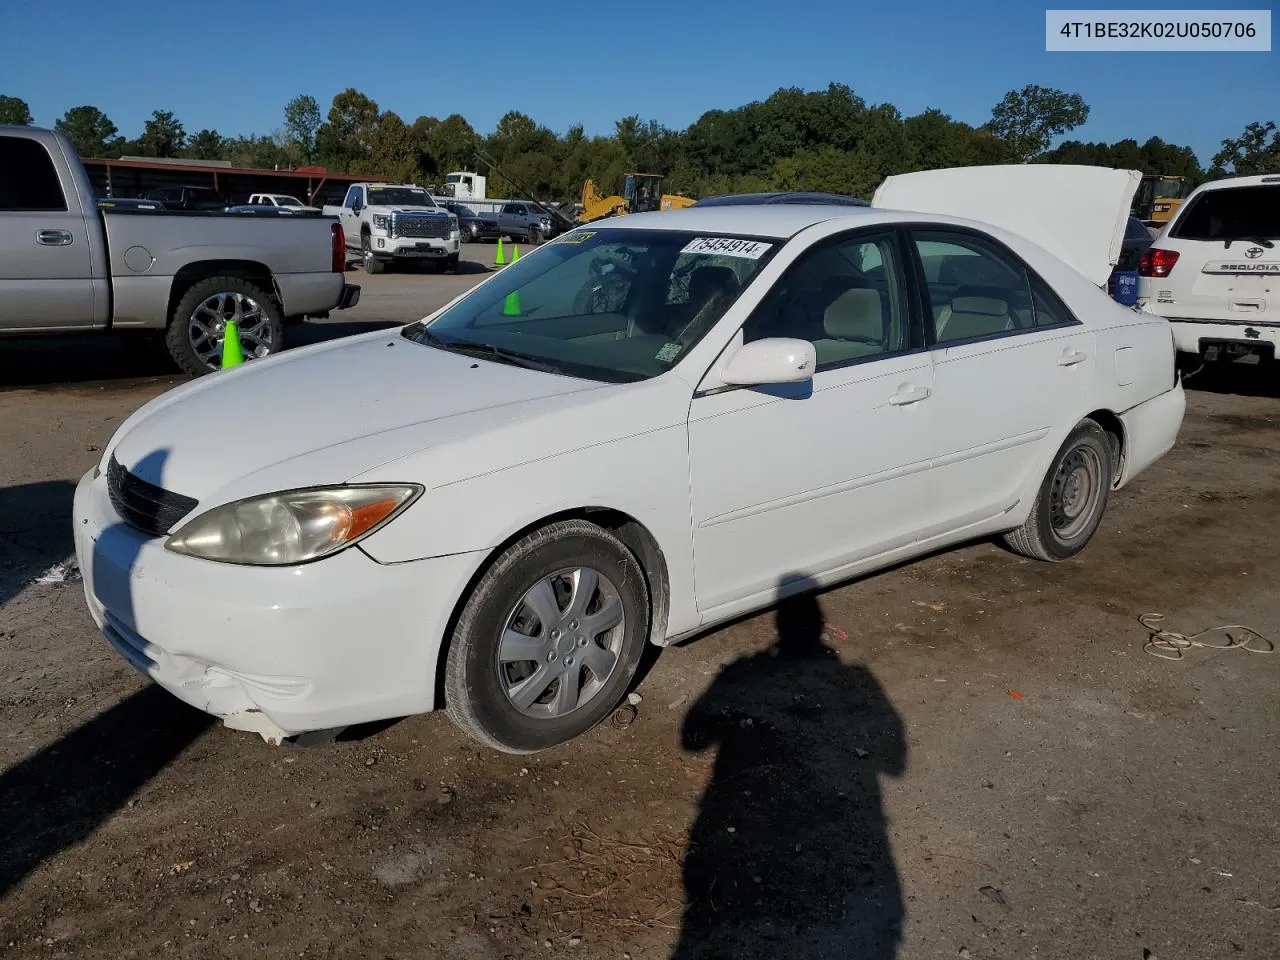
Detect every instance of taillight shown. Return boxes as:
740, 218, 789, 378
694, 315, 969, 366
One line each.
1138, 248, 1179, 278
331, 223, 345, 273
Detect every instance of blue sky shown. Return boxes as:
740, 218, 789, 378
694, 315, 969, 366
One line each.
1, 0, 1275, 164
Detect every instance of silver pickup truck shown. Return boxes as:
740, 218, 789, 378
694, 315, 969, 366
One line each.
0, 126, 360, 376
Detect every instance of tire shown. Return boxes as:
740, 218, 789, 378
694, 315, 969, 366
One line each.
361, 233, 385, 274
444, 254, 460, 274
165, 276, 283, 377
1003, 419, 1114, 562
527, 226, 542, 246
444, 520, 651, 753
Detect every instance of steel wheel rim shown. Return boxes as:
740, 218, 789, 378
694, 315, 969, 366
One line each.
1049, 445, 1102, 540
497, 566, 626, 719
188, 292, 272, 369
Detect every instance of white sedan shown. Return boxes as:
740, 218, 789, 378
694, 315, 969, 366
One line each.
73, 165, 1186, 753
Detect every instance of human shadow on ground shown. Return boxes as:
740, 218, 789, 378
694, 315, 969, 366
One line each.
673, 575, 907, 960
0, 450, 211, 897
0, 480, 76, 607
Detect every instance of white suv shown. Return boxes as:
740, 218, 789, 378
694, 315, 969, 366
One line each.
1137, 174, 1280, 364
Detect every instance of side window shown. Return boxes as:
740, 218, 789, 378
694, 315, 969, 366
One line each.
343, 186, 358, 208
743, 233, 909, 369
912, 231, 1034, 344
1029, 274, 1078, 328
0, 138, 68, 211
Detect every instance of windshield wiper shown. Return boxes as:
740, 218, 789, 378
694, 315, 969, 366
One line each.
433, 337, 561, 373
1223, 237, 1275, 249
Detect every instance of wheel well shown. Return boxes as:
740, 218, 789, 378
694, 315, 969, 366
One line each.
431, 507, 672, 709
1085, 408, 1125, 480
167, 260, 277, 325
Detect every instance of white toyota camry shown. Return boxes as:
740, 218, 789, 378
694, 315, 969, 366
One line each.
73, 165, 1186, 753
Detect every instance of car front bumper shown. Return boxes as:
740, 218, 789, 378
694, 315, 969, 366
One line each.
373, 234, 461, 258
72, 467, 482, 743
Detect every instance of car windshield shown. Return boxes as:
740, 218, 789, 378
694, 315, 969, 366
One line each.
1172, 185, 1280, 242
404, 228, 779, 383
368, 187, 432, 207
452, 204, 477, 217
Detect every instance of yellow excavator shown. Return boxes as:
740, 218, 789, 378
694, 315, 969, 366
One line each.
578, 173, 695, 223
1132, 175, 1191, 228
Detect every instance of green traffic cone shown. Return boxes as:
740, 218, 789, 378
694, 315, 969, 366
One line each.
503, 289, 522, 317
512, 244, 521, 262
494, 236, 506, 268
221, 319, 245, 369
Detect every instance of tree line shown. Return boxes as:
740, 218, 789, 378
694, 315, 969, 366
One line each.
2, 87, 1277, 203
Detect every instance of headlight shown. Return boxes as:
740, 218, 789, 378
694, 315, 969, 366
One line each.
372, 214, 391, 231
165, 484, 421, 566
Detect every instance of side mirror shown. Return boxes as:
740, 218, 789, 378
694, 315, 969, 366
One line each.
720, 338, 817, 386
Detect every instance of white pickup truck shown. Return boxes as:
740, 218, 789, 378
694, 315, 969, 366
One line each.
323, 183, 460, 274
248, 193, 322, 213
0, 126, 361, 375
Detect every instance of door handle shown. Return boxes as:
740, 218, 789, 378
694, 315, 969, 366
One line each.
888, 384, 931, 406
1057, 348, 1087, 367
36, 229, 74, 246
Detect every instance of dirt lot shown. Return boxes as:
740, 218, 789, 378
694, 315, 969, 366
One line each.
2, 261, 1279, 959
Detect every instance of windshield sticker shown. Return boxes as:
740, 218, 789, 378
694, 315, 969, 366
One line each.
681, 237, 773, 259
557, 230, 597, 245
654, 342, 682, 363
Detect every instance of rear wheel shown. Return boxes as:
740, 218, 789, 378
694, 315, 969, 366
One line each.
444, 520, 650, 753
165, 276, 283, 376
1004, 419, 1114, 561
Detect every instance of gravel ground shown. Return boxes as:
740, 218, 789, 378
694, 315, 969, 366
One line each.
2, 261, 1279, 960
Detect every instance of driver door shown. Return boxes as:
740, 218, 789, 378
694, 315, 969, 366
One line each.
687, 229, 935, 615
339, 186, 363, 249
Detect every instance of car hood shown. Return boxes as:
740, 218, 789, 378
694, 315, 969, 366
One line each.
873, 164, 1142, 287
106, 330, 611, 507
369, 205, 446, 215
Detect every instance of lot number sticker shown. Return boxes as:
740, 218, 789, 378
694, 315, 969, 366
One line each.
681, 237, 773, 259
557, 230, 597, 245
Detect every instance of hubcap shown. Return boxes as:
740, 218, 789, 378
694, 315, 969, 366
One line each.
497, 567, 626, 719
1049, 446, 1102, 540
188, 292, 272, 369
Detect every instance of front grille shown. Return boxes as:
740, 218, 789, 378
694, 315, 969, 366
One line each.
106, 454, 199, 537
391, 213, 451, 240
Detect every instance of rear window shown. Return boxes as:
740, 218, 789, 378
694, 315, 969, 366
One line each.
1171, 185, 1280, 242
0, 136, 67, 211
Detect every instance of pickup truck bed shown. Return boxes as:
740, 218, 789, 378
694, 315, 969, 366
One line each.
1, 125, 360, 376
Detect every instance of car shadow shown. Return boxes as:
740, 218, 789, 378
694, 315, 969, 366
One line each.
673, 574, 906, 959
0, 479, 77, 606
1, 450, 213, 898
0, 319, 403, 390
1182, 360, 1280, 399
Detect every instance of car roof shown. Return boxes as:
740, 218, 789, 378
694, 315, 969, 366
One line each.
695, 191, 869, 208
1191, 173, 1280, 193
605, 204, 893, 239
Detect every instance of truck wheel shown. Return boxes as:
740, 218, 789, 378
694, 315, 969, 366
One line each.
361, 233, 386, 275
166, 276, 284, 376
444, 519, 650, 753
444, 254, 460, 274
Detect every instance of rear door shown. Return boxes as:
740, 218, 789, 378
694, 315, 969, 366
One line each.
498, 203, 524, 235
908, 227, 1096, 536
1154, 182, 1280, 323
0, 134, 99, 332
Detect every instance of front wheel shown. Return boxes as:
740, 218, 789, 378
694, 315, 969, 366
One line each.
361, 233, 385, 274
165, 276, 283, 376
444, 520, 650, 753
1003, 419, 1114, 561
